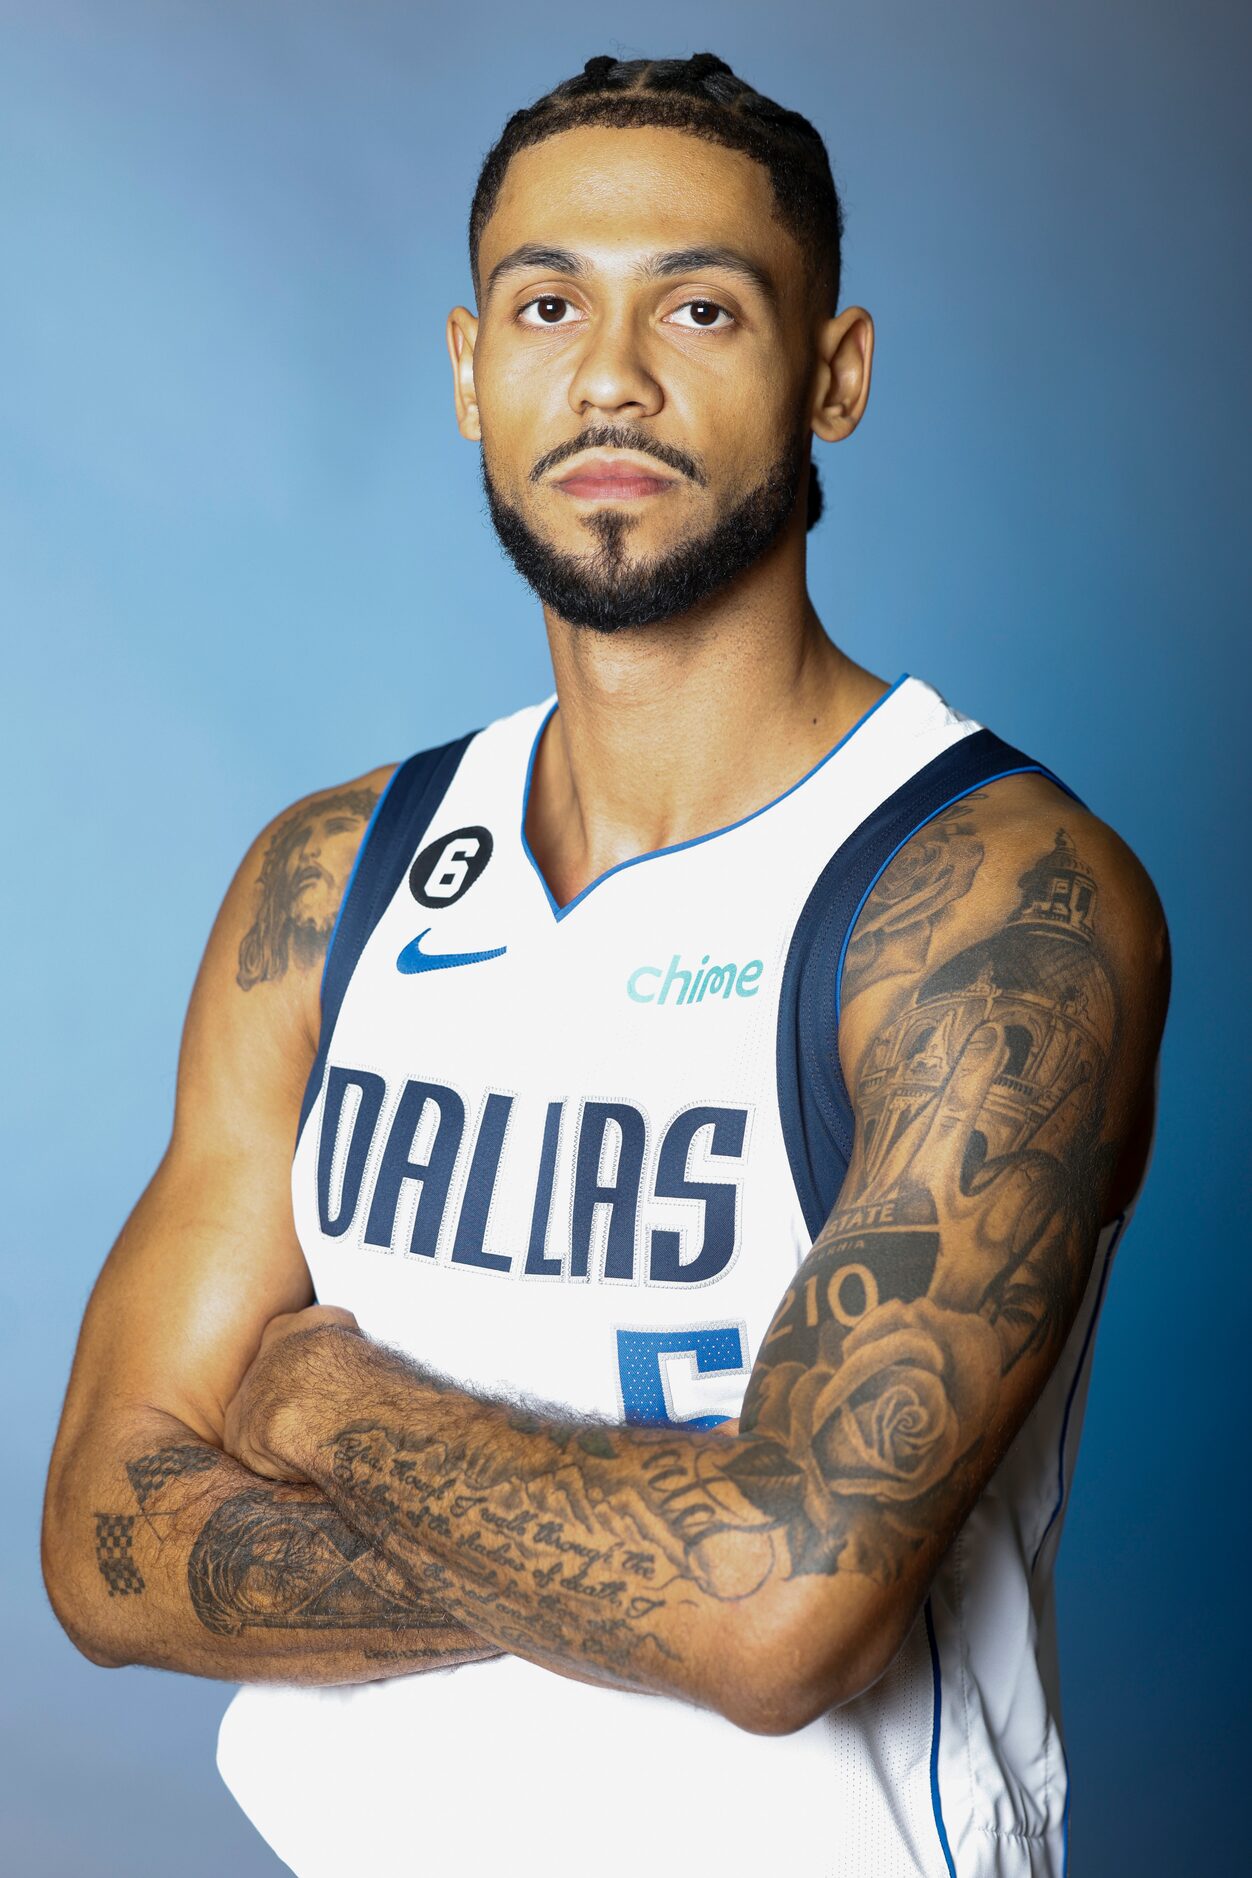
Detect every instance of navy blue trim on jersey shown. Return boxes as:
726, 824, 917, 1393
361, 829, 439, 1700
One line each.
924, 1598, 958, 1878
296, 732, 476, 1143
775, 729, 1083, 1239
521, 673, 911, 920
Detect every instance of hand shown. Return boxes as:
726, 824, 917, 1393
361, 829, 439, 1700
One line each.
222, 1304, 360, 1482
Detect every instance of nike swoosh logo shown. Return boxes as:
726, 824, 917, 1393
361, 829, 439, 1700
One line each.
396, 928, 507, 975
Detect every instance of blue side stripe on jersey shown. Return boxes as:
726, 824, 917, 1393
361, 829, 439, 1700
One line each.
925, 1598, 958, 1878
1030, 1212, 1127, 1575
297, 731, 476, 1144
775, 730, 1080, 1239
520, 672, 911, 920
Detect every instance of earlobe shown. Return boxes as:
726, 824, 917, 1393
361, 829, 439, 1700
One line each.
446, 307, 481, 441
811, 307, 874, 444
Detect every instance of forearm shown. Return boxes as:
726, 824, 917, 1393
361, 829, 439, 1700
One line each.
43, 1407, 500, 1684
263, 1330, 823, 1729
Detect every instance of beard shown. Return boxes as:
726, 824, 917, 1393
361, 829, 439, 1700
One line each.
479, 427, 807, 633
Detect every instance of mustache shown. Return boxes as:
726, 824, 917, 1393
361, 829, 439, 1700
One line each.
530, 424, 706, 487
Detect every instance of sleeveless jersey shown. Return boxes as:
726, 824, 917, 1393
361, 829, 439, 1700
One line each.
217, 675, 1133, 1878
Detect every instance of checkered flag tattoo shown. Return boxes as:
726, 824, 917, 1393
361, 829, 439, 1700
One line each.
125, 1444, 219, 1507
94, 1514, 145, 1597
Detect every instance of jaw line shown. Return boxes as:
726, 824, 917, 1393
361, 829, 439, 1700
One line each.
479, 433, 803, 634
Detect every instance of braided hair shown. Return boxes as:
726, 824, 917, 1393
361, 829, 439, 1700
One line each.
468, 53, 845, 530
469, 52, 843, 315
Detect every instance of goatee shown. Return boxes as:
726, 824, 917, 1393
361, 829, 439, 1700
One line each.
479, 433, 807, 633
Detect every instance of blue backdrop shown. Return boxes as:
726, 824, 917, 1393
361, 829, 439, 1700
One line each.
4, 3, 1248, 1871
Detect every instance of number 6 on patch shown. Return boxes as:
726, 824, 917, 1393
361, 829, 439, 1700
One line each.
615, 1325, 747, 1429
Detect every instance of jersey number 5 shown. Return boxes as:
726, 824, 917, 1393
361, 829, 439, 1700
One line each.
615, 1325, 746, 1429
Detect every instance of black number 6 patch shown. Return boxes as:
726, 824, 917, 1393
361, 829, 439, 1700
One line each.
408, 826, 493, 909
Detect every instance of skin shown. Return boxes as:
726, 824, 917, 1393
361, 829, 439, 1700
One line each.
446, 126, 883, 902
285, 808, 362, 929
43, 124, 1168, 1738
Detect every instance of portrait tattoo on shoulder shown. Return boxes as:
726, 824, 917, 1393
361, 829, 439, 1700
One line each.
236, 786, 379, 990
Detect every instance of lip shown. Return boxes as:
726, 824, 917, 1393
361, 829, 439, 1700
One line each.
554, 453, 679, 500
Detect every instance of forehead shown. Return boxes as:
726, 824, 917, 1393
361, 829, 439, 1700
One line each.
480, 124, 791, 281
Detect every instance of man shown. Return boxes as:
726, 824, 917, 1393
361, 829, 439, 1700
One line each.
43, 50, 1168, 1878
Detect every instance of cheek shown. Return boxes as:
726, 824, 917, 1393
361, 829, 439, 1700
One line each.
688, 393, 801, 493
479, 349, 560, 444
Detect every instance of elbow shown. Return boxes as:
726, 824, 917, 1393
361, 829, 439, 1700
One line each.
709, 1593, 908, 1737
41, 1471, 130, 1671
41, 1550, 129, 1671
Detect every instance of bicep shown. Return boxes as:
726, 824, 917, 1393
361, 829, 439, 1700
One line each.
54, 770, 392, 1458
61, 1146, 314, 1447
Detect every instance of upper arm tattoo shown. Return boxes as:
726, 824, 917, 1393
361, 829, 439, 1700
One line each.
237, 786, 379, 990
841, 794, 986, 1005
732, 821, 1119, 1581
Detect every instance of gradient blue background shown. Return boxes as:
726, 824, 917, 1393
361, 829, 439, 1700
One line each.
4, 3, 1248, 1872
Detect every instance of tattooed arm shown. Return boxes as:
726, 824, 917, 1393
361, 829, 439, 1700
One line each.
43, 771, 498, 1680
224, 779, 1168, 1732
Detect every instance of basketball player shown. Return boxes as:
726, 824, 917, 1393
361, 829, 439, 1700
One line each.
43, 52, 1169, 1878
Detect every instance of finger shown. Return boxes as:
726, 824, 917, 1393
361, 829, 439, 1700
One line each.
260, 1304, 358, 1351
236, 1444, 308, 1484
312, 1305, 360, 1331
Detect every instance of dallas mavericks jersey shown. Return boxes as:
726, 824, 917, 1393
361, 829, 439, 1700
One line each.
217, 675, 1132, 1878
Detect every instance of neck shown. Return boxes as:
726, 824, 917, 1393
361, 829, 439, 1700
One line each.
526, 546, 887, 909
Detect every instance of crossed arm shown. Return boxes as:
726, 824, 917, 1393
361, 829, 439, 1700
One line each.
44, 769, 1171, 1720
214, 779, 1169, 1732
43, 770, 501, 1684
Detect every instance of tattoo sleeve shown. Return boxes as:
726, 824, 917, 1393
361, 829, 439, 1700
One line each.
281, 814, 1138, 1725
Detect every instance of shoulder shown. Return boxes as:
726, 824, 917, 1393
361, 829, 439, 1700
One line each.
158, 761, 399, 1157
230, 762, 397, 999
843, 771, 1168, 1012
180, 763, 397, 1080
838, 773, 1169, 1191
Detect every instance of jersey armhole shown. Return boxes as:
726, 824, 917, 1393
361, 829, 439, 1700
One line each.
296, 731, 477, 1145
776, 728, 1084, 1240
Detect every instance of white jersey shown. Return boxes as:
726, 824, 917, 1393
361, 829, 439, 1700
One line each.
217, 675, 1131, 1877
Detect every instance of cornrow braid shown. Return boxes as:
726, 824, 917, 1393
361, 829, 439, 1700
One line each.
467, 52, 842, 529
469, 51, 843, 317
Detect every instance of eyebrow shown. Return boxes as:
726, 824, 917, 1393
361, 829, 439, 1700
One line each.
655, 247, 778, 305
485, 243, 779, 308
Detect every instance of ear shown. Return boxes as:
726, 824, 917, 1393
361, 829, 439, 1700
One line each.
810, 306, 874, 443
446, 306, 481, 441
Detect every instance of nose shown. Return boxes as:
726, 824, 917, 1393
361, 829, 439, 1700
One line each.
567, 310, 663, 423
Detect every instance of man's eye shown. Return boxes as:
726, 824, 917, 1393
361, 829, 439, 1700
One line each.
516, 296, 584, 327
666, 300, 735, 331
